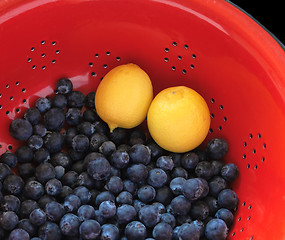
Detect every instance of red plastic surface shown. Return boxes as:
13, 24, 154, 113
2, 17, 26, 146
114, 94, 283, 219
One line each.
0, 0, 285, 239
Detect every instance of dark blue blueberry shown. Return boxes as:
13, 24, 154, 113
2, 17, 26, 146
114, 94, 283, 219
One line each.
116, 204, 137, 224
72, 134, 90, 153
65, 108, 83, 126
18, 218, 37, 237
99, 200, 116, 219
172, 226, 180, 240
221, 163, 239, 182
23, 179, 45, 202
215, 208, 234, 228
67, 91, 85, 108
60, 213, 80, 237
38, 194, 56, 209
45, 201, 65, 222
64, 127, 78, 147
0, 163, 11, 181
18, 163, 35, 179
123, 180, 137, 195
51, 94, 68, 109
43, 108, 65, 131
217, 189, 238, 210
205, 218, 228, 240
100, 224, 120, 240
69, 149, 85, 163
87, 156, 111, 181
160, 213, 176, 228
99, 141, 116, 156
169, 153, 182, 167
33, 124, 47, 137
15, 146, 34, 163
125, 221, 147, 240
170, 195, 191, 216
33, 148, 50, 165
109, 127, 127, 146
147, 168, 167, 188
105, 176, 124, 195
127, 164, 148, 183
45, 178, 63, 196
189, 200, 209, 221
95, 191, 115, 207
83, 152, 104, 170
0, 195, 20, 212
8, 229, 30, 240
83, 109, 100, 123
19, 200, 39, 218
152, 202, 166, 214
63, 194, 81, 213
155, 186, 173, 206
56, 78, 73, 95
77, 205, 95, 221
133, 199, 146, 213
3, 174, 24, 195
58, 186, 73, 202
181, 152, 199, 170
93, 120, 110, 135
9, 118, 33, 140
35, 162, 56, 184
198, 178, 210, 198
110, 166, 121, 177
128, 144, 151, 165
170, 177, 187, 195
73, 186, 91, 204
44, 132, 64, 154
137, 185, 156, 203
171, 167, 188, 179
147, 139, 165, 160
77, 121, 95, 137
195, 161, 215, 180
182, 178, 205, 201
94, 210, 106, 225
175, 214, 192, 225
38, 221, 61, 240
61, 171, 79, 188
211, 160, 224, 176
80, 219, 101, 240
208, 176, 228, 197
50, 152, 71, 169
204, 196, 220, 216
206, 138, 228, 160
29, 208, 47, 226
0, 151, 18, 168
35, 97, 51, 113
110, 150, 130, 169
152, 222, 173, 240
138, 205, 160, 228
0, 211, 19, 231
178, 223, 200, 240
77, 171, 96, 189
190, 220, 205, 238
85, 91, 96, 108
156, 156, 174, 171
89, 132, 108, 152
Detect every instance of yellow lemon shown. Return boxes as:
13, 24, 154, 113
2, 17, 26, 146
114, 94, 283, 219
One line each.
95, 63, 153, 132
147, 86, 210, 153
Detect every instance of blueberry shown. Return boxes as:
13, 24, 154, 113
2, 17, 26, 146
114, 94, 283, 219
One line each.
38, 221, 61, 240
175, 214, 192, 225
110, 150, 130, 169
160, 213, 176, 228
170, 177, 187, 195
15, 146, 34, 163
190, 220, 205, 238
0, 163, 11, 181
123, 180, 137, 195
64, 127, 78, 146
23, 180, 44, 200
51, 94, 68, 109
133, 199, 146, 213
83, 109, 99, 123
125, 221, 147, 240
169, 153, 182, 167
77, 171, 96, 189
44, 132, 64, 154
195, 161, 215, 180
127, 164, 148, 183
72, 134, 90, 152
117, 144, 131, 151
89, 132, 108, 152
171, 167, 188, 179
181, 152, 199, 170
218, 189, 238, 210
38, 194, 56, 209
100, 224, 120, 240
110, 166, 121, 177
67, 91, 85, 108
182, 178, 206, 201
58, 186, 73, 201
0, 151, 18, 168
29, 208, 47, 226
189, 200, 209, 221
208, 176, 228, 197
69, 149, 85, 163
205, 218, 228, 240
80, 219, 101, 240
43, 108, 65, 131
45, 201, 65, 222
9, 119, 33, 140
33, 148, 50, 165
95, 191, 115, 207
87, 156, 111, 181
35, 162, 56, 184
116, 204, 137, 224
99, 200, 116, 219
170, 195, 191, 216
3, 174, 24, 195
109, 127, 127, 146
155, 186, 173, 206
211, 160, 224, 176
0, 195, 20, 212
85, 91, 96, 108
8, 229, 30, 240
63, 194, 81, 213
221, 163, 239, 182
147, 140, 165, 160
105, 176, 124, 195
18, 218, 37, 237
0, 211, 19, 231
77, 205, 95, 221
198, 178, 210, 198
172, 226, 180, 240
137, 185, 156, 203
36, 97, 51, 113
215, 208, 234, 228
56, 78, 73, 95
33, 124, 47, 137
60, 213, 80, 236
65, 108, 83, 126
138, 205, 160, 228
156, 155, 174, 171
206, 138, 228, 160
18, 163, 35, 179
99, 141, 116, 156
45, 178, 63, 196
50, 152, 71, 169
204, 196, 220, 216
94, 210, 106, 225
147, 168, 168, 188
77, 121, 95, 137
19, 200, 39, 218
152, 202, 166, 214
178, 223, 200, 240
128, 144, 151, 165
73, 186, 91, 204
152, 222, 173, 240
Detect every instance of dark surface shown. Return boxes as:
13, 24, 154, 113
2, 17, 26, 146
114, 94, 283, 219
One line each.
228, 0, 284, 46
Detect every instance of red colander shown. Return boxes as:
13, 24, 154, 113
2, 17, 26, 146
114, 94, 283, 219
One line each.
0, 0, 285, 239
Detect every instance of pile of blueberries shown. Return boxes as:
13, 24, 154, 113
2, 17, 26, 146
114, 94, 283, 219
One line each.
0, 78, 239, 240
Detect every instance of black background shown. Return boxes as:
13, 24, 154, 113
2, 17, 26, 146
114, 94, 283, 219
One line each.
228, 1, 284, 46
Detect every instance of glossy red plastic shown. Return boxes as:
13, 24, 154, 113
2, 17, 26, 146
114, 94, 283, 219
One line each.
1, 0, 285, 239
